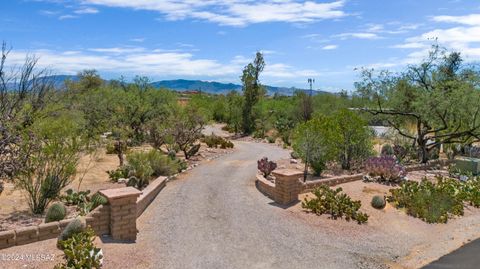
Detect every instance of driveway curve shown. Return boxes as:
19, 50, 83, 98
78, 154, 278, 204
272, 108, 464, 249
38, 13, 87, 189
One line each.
136, 141, 385, 269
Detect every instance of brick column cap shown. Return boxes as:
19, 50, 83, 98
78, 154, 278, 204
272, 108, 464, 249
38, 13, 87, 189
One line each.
100, 187, 142, 201
272, 169, 304, 178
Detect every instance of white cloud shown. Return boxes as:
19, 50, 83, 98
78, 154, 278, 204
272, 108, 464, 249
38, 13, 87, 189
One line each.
432, 14, 480, 26
59, 14, 78, 20
80, 0, 348, 26
322, 45, 338, 50
129, 38, 145, 42
335, 32, 380, 40
74, 7, 99, 14
5, 47, 320, 81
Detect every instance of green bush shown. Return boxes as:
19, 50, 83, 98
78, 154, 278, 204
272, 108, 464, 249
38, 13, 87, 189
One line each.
371, 195, 386, 209
106, 166, 131, 182
58, 217, 87, 247
45, 202, 67, 223
388, 178, 465, 223
381, 144, 394, 156
126, 151, 154, 188
55, 227, 103, 269
146, 150, 179, 177
266, 136, 275, 143
302, 185, 369, 224
61, 189, 91, 206
105, 142, 116, 154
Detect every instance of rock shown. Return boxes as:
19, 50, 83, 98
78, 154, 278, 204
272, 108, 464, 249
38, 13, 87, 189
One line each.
290, 159, 298, 164
117, 178, 128, 184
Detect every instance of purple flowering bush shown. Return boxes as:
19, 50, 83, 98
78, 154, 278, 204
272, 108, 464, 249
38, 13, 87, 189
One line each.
257, 157, 277, 177
365, 156, 407, 183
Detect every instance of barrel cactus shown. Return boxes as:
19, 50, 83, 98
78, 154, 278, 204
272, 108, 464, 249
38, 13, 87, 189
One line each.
90, 192, 108, 209
57, 217, 86, 248
371, 195, 386, 209
45, 202, 67, 223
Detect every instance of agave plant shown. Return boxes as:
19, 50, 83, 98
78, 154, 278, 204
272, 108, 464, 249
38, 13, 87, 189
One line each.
257, 157, 277, 177
365, 156, 406, 183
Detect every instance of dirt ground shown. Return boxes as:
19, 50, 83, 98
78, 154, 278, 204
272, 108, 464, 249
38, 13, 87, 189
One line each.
289, 171, 480, 269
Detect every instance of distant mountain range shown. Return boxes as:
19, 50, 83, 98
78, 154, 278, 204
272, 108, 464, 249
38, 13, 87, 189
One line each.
44, 75, 330, 96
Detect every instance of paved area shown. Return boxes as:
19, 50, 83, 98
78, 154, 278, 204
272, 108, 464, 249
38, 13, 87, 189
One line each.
422, 238, 480, 269
136, 141, 386, 269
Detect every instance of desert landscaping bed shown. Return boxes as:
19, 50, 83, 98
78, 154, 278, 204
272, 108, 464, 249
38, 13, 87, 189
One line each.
283, 168, 480, 268
0, 140, 234, 232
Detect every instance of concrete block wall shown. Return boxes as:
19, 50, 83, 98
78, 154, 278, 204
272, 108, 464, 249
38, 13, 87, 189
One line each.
0, 175, 169, 250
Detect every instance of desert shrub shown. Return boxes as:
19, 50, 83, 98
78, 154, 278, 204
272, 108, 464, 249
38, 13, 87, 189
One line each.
55, 227, 103, 269
202, 134, 231, 148
45, 202, 67, 223
371, 195, 386, 209
457, 176, 480, 207
186, 144, 201, 159
106, 166, 131, 182
292, 117, 329, 179
105, 142, 116, 154
126, 152, 154, 188
381, 144, 394, 156
145, 150, 179, 177
257, 157, 277, 177
220, 140, 234, 149
302, 185, 369, 224
126, 176, 139, 188
290, 151, 299, 159
15, 127, 82, 214
61, 189, 91, 206
365, 156, 406, 183
388, 178, 465, 223
176, 160, 188, 172
266, 136, 275, 144
58, 217, 87, 246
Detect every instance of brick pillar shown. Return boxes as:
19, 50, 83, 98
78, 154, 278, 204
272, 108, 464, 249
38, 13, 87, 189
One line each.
272, 169, 304, 205
100, 187, 141, 241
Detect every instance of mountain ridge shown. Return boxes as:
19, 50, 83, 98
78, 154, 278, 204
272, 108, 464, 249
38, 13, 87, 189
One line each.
43, 75, 330, 96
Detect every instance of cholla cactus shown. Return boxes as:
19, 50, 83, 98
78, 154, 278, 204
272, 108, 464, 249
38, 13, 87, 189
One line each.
257, 157, 277, 177
365, 156, 406, 183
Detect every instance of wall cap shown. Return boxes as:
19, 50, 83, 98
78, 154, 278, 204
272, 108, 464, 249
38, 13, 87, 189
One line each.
100, 187, 142, 200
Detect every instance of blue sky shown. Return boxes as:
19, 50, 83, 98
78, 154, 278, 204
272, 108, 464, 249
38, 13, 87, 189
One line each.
2, 0, 480, 91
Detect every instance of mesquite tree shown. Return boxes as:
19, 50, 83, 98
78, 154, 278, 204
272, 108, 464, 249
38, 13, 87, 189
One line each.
355, 46, 480, 163
0, 42, 53, 187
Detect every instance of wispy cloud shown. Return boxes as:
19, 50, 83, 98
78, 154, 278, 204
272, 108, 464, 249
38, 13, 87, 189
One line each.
80, 0, 348, 26
5, 46, 321, 81
334, 32, 381, 40
322, 45, 338, 50
74, 7, 99, 14
58, 14, 78, 20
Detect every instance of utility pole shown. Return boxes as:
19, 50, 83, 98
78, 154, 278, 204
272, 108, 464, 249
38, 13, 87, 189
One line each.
307, 78, 315, 96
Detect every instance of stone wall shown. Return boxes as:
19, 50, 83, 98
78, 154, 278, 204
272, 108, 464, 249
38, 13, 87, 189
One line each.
0, 175, 169, 250
256, 159, 452, 206
136, 176, 167, 217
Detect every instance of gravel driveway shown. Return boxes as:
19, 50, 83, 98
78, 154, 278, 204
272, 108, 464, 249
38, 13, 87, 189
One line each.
135, 141, 387, 269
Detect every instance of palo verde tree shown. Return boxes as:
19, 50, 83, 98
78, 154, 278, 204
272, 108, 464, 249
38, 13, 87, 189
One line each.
241, 52, 265, 134
355, 46, 480, 163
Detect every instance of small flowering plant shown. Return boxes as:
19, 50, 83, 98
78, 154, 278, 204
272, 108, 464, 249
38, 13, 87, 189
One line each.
257, 157, 277, 177
365, 156, 407, 183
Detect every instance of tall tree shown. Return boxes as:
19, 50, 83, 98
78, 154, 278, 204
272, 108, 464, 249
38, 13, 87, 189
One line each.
0, 43, 53, 185
241, 52, 265, 134
355, 46, 480, 163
